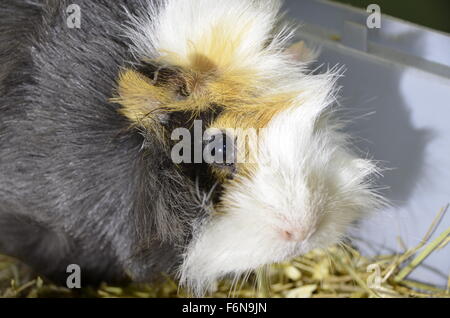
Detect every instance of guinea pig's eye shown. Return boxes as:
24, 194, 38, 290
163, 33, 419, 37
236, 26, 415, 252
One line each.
203, 131, 236, 170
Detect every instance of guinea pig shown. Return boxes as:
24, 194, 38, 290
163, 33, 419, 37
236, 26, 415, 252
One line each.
0, 0, 382, 295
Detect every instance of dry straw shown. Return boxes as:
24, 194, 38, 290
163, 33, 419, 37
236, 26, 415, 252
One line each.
1, 205, 449, 298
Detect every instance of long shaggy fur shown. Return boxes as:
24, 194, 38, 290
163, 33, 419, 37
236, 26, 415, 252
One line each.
0, 0, 206, 284
0, 0, 382, 295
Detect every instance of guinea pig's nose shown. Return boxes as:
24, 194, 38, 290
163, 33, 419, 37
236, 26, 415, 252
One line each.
280, 227, 316, 242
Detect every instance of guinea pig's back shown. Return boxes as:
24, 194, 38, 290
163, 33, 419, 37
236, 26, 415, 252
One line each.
0, 0, 170, 284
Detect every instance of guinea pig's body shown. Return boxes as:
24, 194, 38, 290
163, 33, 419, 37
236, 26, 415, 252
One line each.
0, 0, 381, 294
0, 0, 189, 284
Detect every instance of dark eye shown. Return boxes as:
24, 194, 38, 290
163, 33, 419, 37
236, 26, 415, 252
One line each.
203, 131, 236, 169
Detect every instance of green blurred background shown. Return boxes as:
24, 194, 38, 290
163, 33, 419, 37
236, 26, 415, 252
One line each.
332, 0, 450, 33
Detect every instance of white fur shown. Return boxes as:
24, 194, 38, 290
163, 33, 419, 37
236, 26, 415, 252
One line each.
124, 0, 306, 86
125, 0, 382, 295
179, 75, 382, 295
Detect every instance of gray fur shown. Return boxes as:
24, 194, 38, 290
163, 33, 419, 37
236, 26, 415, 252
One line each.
0, 0, 209, 285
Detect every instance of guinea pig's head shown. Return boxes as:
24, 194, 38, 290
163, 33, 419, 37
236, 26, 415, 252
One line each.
115, 0, 382, 294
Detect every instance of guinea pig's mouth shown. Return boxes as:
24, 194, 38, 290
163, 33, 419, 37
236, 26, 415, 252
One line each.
177, 207, 326, 295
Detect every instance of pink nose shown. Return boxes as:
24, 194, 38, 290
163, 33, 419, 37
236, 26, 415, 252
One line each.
280, 227, 315, 242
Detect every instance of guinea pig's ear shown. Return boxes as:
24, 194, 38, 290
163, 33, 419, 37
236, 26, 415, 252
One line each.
284, 41, 318, 64
112, 63, 189, 126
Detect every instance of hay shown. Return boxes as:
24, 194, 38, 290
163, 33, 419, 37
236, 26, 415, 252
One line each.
1, 206, 449, 298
